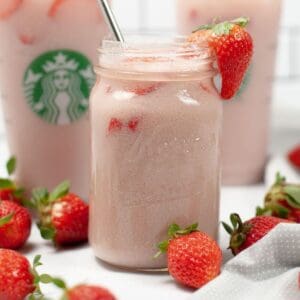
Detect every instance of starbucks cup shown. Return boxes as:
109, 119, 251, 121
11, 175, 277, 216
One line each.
177, 0, 282, 185
0, 0, 109, 198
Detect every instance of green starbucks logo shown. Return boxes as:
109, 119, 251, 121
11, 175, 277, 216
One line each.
23, 50, 95, 125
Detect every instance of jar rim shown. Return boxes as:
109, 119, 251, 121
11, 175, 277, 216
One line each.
96, 35, 217, 81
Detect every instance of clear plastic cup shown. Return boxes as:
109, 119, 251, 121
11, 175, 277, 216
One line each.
0, 0, 109, 198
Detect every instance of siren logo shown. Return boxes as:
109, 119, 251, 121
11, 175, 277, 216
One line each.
23, 50, 95, 125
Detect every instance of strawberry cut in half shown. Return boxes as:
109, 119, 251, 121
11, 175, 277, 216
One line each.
188, 17, 253, 100
0, 0, 22, 19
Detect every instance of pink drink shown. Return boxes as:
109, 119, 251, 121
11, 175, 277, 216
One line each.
89, 38, 222, 269
177, 0, 282, 185
0, 0, 109, 197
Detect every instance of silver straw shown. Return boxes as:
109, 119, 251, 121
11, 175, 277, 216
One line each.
97, 0, 125, 42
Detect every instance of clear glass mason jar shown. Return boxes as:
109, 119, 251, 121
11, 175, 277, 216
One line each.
89, 37, 222, 269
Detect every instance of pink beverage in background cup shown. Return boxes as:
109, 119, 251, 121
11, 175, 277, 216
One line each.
89, 37, 222, 269
177, 0, 282, 185
0, 0, 109, 198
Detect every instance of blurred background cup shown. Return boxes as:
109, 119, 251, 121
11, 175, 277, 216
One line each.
177, 0, 282, 185
0, 0, 109, 198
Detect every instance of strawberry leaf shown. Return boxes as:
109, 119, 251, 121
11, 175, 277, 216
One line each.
193, 24, 214, 32
13, 187, 24, 198
213, 21, 234, 36
0, 213, 14, 226
0, 178, 14, 189
284, 186, 300, 205
231, 17, 249, 28
49, 180, 70, 203
221, 221, 233, 234
39, 274, 53, 284
32, 188, 49, 206
39, 226, 55, 240
256, 206, 272, 216
33, 255, 42, 268
167, 224, 180, 238
275, 172, 286, 186
154, 240, 169, 258
52, 277, 67, 289
6, 156, 16, 176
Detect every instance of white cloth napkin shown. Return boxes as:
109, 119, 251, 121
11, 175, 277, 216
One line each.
188, 224, 300, 300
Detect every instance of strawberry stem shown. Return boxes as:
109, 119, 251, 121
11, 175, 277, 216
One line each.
6, 156, 16, 176
155, 223, 199, 258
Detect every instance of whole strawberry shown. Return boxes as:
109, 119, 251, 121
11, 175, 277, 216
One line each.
63, 284, 116, 300
0, 200, 31, 249
156, 223, 222, 289
0, 250, 54, 300
188, 17, 253, 99
0, 157, 25, 205
257, 173, 300, 223
222, 213, 291, 255
31, 181, 89, 246
288, 145, 300, 170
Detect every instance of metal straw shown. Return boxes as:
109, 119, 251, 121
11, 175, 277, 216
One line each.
97, 0, 125, 42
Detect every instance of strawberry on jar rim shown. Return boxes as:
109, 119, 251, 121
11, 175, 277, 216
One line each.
156, 223, 222, 289
187, 17, 253, 100
31, 180, 89, 246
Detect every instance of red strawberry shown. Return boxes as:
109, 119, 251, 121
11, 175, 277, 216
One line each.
222, 213, 291, 255
32, 181, 89, 246
188, 17, 253, 99
0, 251, 54, 300
0, 249, 34, 300
108, 118, 123, 133
156, 223, 222, 289
65, 284, 116, 300
0, 200, 31, 249
257, 173, 300, 223
0, 0, 22, 19
288, 145, 300, 170
0, 157, 25, 205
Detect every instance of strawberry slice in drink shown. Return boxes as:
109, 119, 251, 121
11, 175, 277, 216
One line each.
188, 17, 253, 100
108, 118, 123, 134
0, 0, 22, 19
19, 34, 35, 45
126, 83, 161, 96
